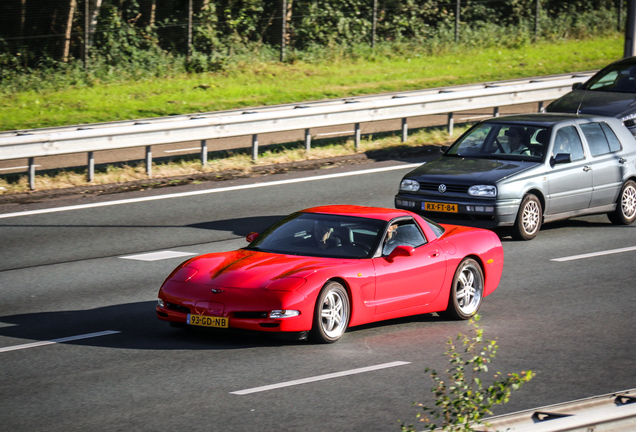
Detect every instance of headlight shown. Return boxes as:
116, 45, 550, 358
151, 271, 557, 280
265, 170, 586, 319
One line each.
468, 185, 497, 197
157, 299, 165, 307
621, 113, 636, 128
400, 179, 420, 192
269, 310, 300, 318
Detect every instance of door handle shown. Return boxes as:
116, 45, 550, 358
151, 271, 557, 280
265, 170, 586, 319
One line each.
583, 166, 592, 172
619, 157, 627, 164
430, 250, 440, 257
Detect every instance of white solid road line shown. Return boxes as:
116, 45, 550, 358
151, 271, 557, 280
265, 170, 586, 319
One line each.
0, 165, 42, 172
0, 330, 121, 353
120, 251, 196, 261
163, 147, 201, 153
0, 163, 421, 220
551, 245, 636, 262
230, 361, 411, 395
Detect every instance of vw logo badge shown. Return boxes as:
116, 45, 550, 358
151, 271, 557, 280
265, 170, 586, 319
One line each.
211, 288, 225, 294
438, 184, 447, 193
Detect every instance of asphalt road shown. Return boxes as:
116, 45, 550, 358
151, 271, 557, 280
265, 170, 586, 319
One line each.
0, 158, 635, 432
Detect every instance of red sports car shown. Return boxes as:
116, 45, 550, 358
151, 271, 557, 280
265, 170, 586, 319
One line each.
156, 205, 503, 343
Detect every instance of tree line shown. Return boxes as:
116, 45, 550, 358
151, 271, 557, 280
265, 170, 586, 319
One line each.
0, 0, 622, 69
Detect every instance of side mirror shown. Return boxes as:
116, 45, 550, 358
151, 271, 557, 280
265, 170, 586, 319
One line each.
246, 232, 259, 243
550, 153, 572, 167
386, 245, 414, 262
572, 82, 583, 90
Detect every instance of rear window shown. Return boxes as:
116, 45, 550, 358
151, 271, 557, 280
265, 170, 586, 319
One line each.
580, 123, 611, 157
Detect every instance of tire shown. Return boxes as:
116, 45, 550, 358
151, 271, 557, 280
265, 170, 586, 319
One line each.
608, 180, 636, 225
512, 194, 542, 241
309, 281, 350, 343
439, 258, 484, 320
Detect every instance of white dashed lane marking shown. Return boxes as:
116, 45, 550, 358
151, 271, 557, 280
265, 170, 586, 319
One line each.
230, 361, 411, 395
0, 330, 121, 353
119, 251, 196, 261
551, 245, 636, 262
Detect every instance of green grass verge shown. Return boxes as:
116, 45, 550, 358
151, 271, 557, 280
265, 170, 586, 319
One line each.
0, 35, 623, 131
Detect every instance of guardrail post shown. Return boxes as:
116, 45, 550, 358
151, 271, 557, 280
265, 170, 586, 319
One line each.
252, 134, 259, 160
88, 151, 95, 182
200, 140, 208, 166
401, 118, 408, 143
448, 113, 454, 136
538, 101, 544, 112
355, 123, 361, 150
28, 157, 35, 190
145, 146, 152, 177
305, 129, 311, 153
493, 107, 499, 117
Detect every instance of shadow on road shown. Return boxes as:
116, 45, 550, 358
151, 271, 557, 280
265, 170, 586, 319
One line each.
0, 300, 452, 351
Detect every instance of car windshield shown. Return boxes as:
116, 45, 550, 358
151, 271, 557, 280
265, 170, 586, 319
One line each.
244, 212, 386, 258
582, 62, 636, 93
446, 123, 548, 161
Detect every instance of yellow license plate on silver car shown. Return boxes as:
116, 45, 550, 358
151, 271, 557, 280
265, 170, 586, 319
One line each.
187, 314, 229, 328
424, 202, 458, 213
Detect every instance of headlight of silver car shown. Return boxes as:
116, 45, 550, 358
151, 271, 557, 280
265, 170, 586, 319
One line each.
400, 179, 420, 192
468, 185, 497, 197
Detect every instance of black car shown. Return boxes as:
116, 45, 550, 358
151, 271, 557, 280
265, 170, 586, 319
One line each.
546, 56, 636, 136
394, 113, 636, 240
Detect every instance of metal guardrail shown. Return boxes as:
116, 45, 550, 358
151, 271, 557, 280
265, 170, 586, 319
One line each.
0, 71, 594, 189
479, 388, 636, 432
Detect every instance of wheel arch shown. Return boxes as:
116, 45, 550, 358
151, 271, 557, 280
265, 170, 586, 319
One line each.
323, 276, 354, 320
524, 188, 546, 218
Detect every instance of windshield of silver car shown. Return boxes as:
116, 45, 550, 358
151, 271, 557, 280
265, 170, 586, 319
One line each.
446, 123, 548, 161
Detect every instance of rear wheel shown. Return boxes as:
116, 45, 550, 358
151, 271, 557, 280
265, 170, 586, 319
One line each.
512, 194, 542, 240
608, 180, 636, 225
309, 281, 350, 343
439, 258, 484, 320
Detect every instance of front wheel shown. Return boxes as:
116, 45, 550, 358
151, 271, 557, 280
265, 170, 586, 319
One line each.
512, 194, 542, 240
309, 281, 350, 343
608, 180, 636, 225
439, 258, 484, 320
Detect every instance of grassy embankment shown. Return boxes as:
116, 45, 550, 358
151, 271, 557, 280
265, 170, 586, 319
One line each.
0, 35, 624, 194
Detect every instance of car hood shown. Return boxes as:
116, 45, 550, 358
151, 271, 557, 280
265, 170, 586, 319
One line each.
404, 156, 537, 184
547, 89, 636, 118
174, 249, 357, 289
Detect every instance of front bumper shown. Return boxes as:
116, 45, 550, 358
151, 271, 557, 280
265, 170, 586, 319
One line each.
395, 193, 521, 229
156, 280, 315, 333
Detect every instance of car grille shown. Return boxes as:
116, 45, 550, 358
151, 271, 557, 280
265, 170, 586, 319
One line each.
166, 302, 190, 314
418, 182, 469, 194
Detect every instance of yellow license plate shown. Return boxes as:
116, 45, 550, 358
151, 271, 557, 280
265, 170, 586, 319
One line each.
424, 202, 458, 213
187, 314, 229, 328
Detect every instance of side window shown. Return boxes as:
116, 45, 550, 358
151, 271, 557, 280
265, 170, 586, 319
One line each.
382, 220, 426, 255
600, 123, 622, 152
580, 123, 611, 157
554, 126, 585, 161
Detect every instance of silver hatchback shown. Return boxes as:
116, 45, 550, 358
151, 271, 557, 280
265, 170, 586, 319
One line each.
395, 113, 636, 240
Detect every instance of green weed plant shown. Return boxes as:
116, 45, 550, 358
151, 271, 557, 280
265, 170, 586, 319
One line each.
402, 315, 534, 432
